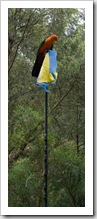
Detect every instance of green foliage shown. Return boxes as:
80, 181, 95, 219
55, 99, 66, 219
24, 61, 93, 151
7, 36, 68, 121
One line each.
48, 142, 85, 207
8, 8, 85, 207
9, 158, 44, 207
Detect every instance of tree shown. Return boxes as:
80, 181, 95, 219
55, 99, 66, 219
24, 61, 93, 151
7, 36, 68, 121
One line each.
8, 8, 85, 207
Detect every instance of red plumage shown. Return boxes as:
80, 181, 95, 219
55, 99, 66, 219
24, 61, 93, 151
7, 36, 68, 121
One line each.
32, 35, 58, 77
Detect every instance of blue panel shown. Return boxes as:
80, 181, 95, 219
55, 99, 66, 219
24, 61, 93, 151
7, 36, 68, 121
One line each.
48, 50, 57, 73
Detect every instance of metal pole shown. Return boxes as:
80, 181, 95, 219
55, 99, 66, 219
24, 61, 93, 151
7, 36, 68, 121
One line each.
44, 91, 48, 207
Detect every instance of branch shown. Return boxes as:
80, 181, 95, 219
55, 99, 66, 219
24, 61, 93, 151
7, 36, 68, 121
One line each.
9, 136, 36, 164
8, 15, 31, 73
25, 175, 32, 187
49, 79, 77, 116
8, 120, 43, 164
9, 88, 33, 102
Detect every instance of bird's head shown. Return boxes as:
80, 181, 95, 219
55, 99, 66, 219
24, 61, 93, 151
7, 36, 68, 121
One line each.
51, 35, 58, 41
46, 35, 58, 43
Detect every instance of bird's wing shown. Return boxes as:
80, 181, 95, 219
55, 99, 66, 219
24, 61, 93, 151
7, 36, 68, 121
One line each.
32, 39, 47, 77
37, 39, 46, 55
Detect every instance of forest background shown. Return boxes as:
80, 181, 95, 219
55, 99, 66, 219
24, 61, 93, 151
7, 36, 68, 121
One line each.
8, 8, 85, 207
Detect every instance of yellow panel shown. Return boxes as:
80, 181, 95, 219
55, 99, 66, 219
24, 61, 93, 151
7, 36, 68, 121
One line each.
37, 53, 57, 83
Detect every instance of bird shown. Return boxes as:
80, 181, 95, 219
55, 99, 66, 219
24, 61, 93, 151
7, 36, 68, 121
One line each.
32, 35, 58, 77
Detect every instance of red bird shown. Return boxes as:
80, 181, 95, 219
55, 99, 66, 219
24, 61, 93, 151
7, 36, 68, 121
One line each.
32, 35, 58, 77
